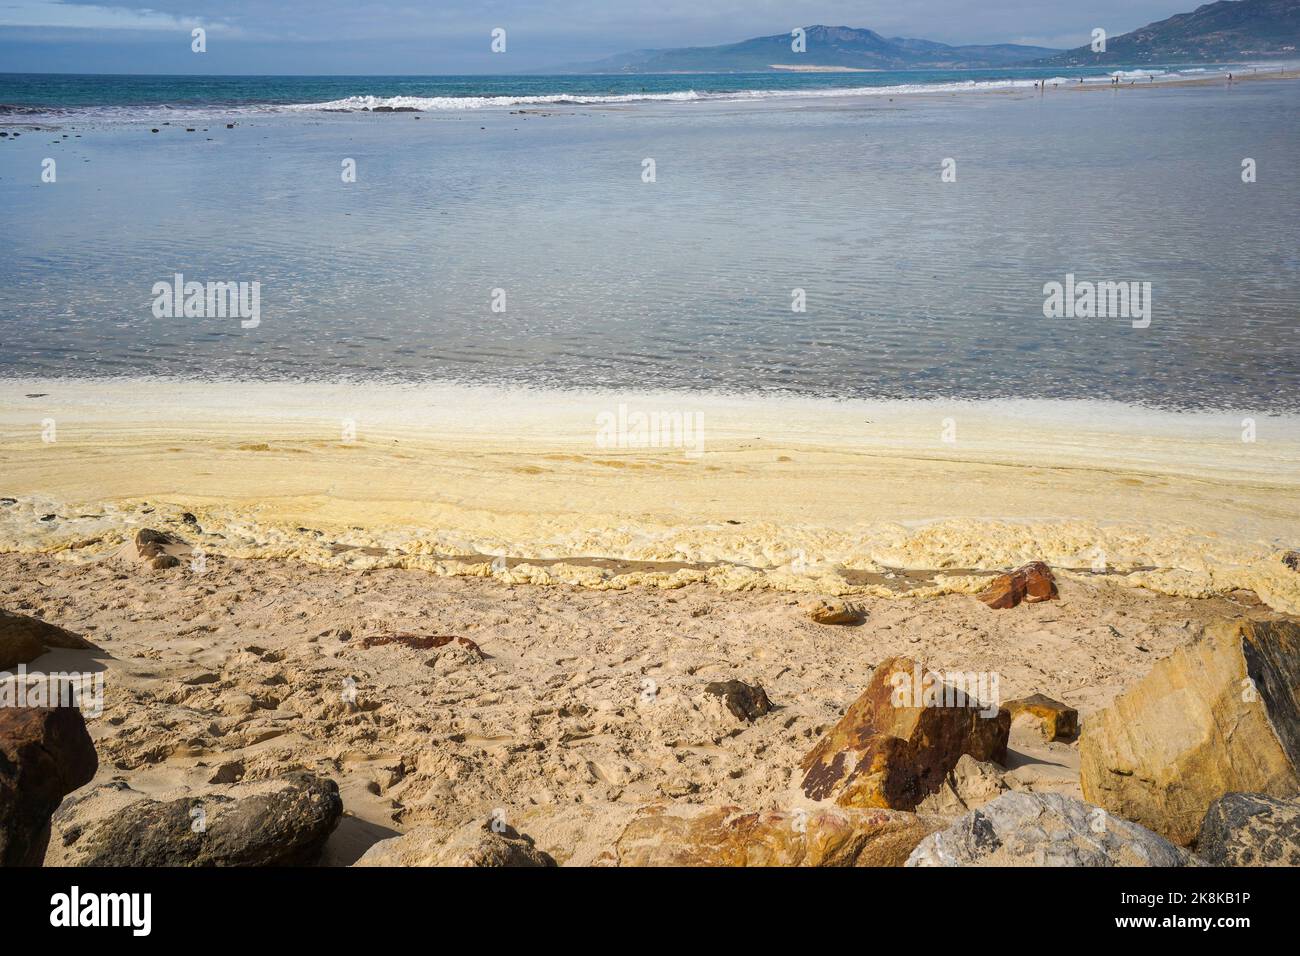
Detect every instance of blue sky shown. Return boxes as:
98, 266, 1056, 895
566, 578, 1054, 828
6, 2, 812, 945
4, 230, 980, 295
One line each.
0, 0, 1201, 73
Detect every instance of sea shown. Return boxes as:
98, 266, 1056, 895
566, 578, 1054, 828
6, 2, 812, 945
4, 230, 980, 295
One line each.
1, 66, 1297, 411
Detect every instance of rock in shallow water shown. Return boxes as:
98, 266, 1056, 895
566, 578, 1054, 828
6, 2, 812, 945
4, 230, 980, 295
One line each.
0, 706, 98, 866
47, 771, 342, 866
906, 792, 1188, 867
1196, 792, 1300, 867
1080, 618, 1300, 846
800, 656, 1009, 810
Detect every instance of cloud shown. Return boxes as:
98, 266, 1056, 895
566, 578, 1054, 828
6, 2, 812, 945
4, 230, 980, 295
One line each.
0, 1, 219, 31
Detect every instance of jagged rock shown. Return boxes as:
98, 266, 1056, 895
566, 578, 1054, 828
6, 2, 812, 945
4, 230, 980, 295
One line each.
977, 562, 1058, 609
906, 792, 1188, 867
1080, 618, 1300, 845
703, 680, 772, 722
46, 771, 342, 866
0, 609, 94, 671
1282, 551, 1300, 572
615, 803, 940, 867
356, 820, 555, 867
1004, 694, 1079, 742
1196, 792, 1300, 867
808, 599, 865, 625
917, 754, 1009, 816
800, 656, 1009, 810
0, 707, 98, 866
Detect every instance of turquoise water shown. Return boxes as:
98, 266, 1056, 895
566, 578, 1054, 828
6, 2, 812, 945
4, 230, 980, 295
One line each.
0, 66, 1239, 116
1, 72, 1296, 411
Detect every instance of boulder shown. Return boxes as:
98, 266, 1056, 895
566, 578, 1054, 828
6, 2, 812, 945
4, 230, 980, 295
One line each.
703, 680, 772, 722
808, 599, 865, 625
800, 656, 1009, 810
0, 707, 98, 866
0, 609, 94, 671
1080, 618, 1300, 845
906, 792, 1188, 867
917, 754, 1009, 816
1196, 792, 1300, 867
977, 562, 1058, 609
357, 820, 555, 867
1282, 551, 1299, 572
1004, 694, 1079, 742
46, 771, 342, 866
615, 803, 940, 867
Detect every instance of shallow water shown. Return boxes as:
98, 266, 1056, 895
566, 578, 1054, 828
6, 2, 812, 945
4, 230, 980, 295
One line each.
1, 78, 1297, 410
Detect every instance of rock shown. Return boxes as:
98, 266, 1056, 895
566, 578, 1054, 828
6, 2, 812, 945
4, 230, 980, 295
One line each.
134, 528, 177, 558
906, 792, 1188, 867
703, 680, 772, 722
0, 609, 95, 671
1283, 551, 1300, 572
1080, 618, 1300, 845
1004, 693, 1079, 742
917, 754, 1009, 816
808, 599, 865, 625
359, 633, 485, 658
1196, 792, 1300, 867
46, 771, 342, 866
0, 707, 98, 866
800, 656, 1009, 810
615, 803, 940, 867
977, 561, 1058, 609
207, 760, 245, 785
150, 554, 180, 569
357, 820, 555, 867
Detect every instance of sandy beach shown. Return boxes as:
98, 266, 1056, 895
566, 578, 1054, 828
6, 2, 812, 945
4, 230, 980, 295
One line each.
2, 377, 1298, 864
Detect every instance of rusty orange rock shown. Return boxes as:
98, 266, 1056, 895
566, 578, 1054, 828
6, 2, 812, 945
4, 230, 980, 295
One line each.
1004, 693, 1079, 742
615, 803, 940, 867
800, 656, 1009, 810
977, 561, 1058, 609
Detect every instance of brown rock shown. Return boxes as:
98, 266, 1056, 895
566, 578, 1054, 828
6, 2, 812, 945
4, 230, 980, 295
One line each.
358, 633, 485, 658
1283, 551, 1300, 572
1003, 693, 1079, 741
977, 561, 1058, 609
0, 609, 94, 671
134, 527, 179, 559
800, 656, 1010, 810
808, 599, 865, 625
703, 679, 772, 722
1080, 618, 1300, 845
0, 707, 98, 865
615, 803, 940, 867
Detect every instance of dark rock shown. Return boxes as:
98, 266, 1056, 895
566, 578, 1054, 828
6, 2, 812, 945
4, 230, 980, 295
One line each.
0, 707, 98, 865
0, 609, 95, 671
978, 561, 1058, 609
703, 680, 772, 722
358, 633, 484, 658
800, 656, 1009, 810
48, 771, 342, 866
134, 528, 178, 559
1196, 792, 1300, 867
1283, 551, 1300, 572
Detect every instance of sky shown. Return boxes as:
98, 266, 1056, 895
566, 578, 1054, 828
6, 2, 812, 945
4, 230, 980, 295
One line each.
0, 0, 1205, 74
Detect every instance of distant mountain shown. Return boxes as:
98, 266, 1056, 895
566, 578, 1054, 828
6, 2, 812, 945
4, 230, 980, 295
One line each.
562, 25, 1061, 74
1035, 0, 1300, 65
